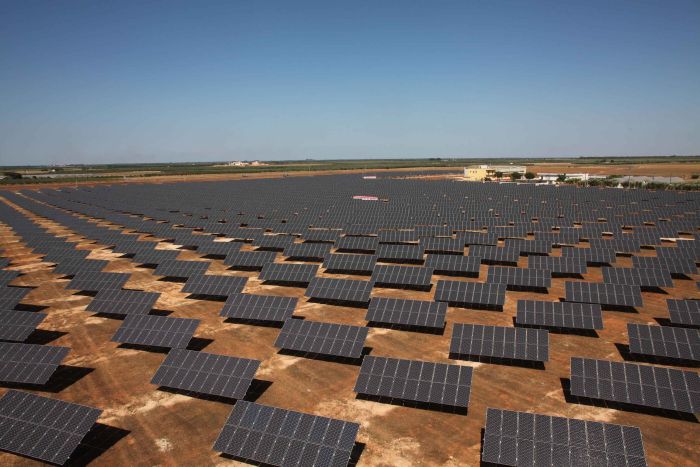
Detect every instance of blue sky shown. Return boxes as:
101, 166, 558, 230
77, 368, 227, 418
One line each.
1, 0, 699, 165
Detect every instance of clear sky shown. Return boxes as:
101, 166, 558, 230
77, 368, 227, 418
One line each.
1, 0, 699, 165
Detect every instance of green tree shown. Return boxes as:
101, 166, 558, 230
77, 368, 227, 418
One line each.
556, 174, 566, 182
510, 172, 522, 181
524, 172, 536, 180
494, 171, 504, 179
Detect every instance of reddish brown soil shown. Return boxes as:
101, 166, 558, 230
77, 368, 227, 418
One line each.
0, 194, 698, 466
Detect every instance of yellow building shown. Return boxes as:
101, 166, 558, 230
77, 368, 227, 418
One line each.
463, 164, 526, 181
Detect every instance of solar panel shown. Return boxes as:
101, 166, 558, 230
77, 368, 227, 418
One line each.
154, 259, 210, 278
132, 249, 181, 264
85, 289, 160, 315
527, 256, 587, 275
481, 407, 647, 467
195, 241, 242, 257
302, 229, 340, 243
335, 236, 379, 253
602, 267, 673, 288
632, 256, 698, 275
366, 297, 446, 330
224, 250, 277, 270
627, 323, 699, 361
213, 400, 359, 467
458, 231, 497, 246
283, 243, 332, 261
487, 267, 552, 290
504, 239, 552, 256
434, 280, 506, 309
450, 324, 549, 362
565, 282, 643, 308
666, 299, 700, 326
354, 355, 472, 408
0, 310, 47, 342
53, 259, 108, 276
304, 277, 373, 304
0, 269, 19, 287
67, 271, 130, 292
0, 286, 31, 309
420, 237, 464, 255
469, 245, 519, 265
516, 300, 603, 330
274, 319, 368, 358
371, 265, 433, 290
220, 294, 297, 323
0, 342, 70, 384
376, 244, 424, 263
589, 238, 641, 254
569, 357, 700, 413
151, 348, 260, 399
254, 235, 296, 251
259, 263, 319, 285
43, 249, 90, 263
424, 254, 480, 277
182, 274, 247, 297
0, 390, 102, 465
323, 254, 377, 275
378, 230, 419, 244
561, 247, 616, 265
111, 314, 200, 349
657, 245, 699, 261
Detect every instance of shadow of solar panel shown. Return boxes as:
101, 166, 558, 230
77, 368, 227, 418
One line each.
602, 268, 673, 288
565, 282, 643, 308
569, 357, 700, 413
283, 243, 332, 261
86, 289, 160, 316
376, 244, 424, 263
111, 314, 199, 349
0, 342, 70, 384
528, 256, 587, 275
68, 271, 130, 292
213, 400, 359, 467
0, 390, 102, 466
627, 324, 699, 361
221, 294, 297, 324
561, 247, 616, 265
481, 407, 647, 467
371, 265, 433, 290
424, 254, 480, 277
434, 281, 506, 309
154, 259, 210, 278
274, 319, 368, 359
487, 267, 551, 290
259, 263, 319, 285
305, 277, 373, 304
223, 251, 276, 270
0, 286, 31, 309
451, 324, 549, 362
633, 256, 698, 275
336, 236, 379, 252
469, 245, 519, 265
354, 356, 472, 409
366, 297, 446, 330
0, 310, 47, 342
0, 269, 19, 287
53, 259, 108, 276
182, 274, 247, 297
667, 299, 700, 326
151, 349, 260, 399
516, 300, 603, 330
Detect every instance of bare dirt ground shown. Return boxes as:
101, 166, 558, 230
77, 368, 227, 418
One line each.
527, 162, 700, 179
0, 194, 698, 466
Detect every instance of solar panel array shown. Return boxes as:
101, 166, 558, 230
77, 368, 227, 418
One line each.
259, 263, 319, 285
569, 357, 700, 413
371, 265, 433, 289
482, 408, 647, 466
516, 300, 604, 330
323, 253, 377, 275
86, 288, 160, 315
151, 349, 261, 399
274, 319, 368, 359
0, 310, 47, 342
220, 294, 298, 323
366, 297, 447, 329
424, 254, 480, 277
666, 299, 700, 326
354, 355, 472, 408
304, 277, 373, 303
154, 259, 211, 278
602, 267, 674, 288
0, 390, 102, 465
627, 323, 699, 361
486, 267, 552, 289
213, 400, 359, 467
111, 314, 200, 349
434, 280, 506, 308
565, 282, 643, 308
182, 274, 247, 297
0, 342, 70, 384
450, 324, 549, 362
